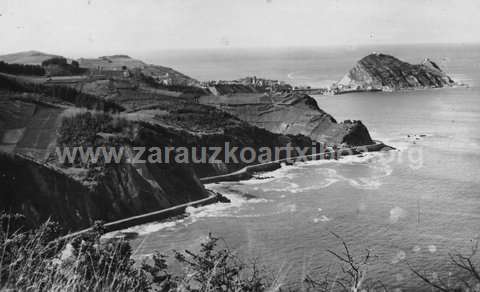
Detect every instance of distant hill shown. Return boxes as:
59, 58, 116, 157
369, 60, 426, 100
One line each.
0, 50, 62, 65
78, 55, 198, 86
0, 51, 199, 86
337, 53, 456, 92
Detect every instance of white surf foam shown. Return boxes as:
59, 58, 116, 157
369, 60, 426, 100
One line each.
107, 218, 188, 237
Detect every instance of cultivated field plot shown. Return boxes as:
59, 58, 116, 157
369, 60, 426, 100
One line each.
0, 98, 64, 161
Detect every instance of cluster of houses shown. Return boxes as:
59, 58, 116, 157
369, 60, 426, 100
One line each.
86, 65, 175, 87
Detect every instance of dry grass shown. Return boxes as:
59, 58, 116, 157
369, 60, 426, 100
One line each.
0, 216, 269, 291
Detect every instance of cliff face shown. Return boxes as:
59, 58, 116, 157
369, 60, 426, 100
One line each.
134, 110, 316, 178
199, 93, 373, 146
338, 53, 455, 92
0, 152, 207, 231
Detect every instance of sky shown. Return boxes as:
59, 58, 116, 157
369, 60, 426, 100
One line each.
0, 0, 479, 57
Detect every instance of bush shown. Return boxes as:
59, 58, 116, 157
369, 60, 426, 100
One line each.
41, 57, 87, 76
42, 57, 69, 67
57, 112, 115, 147
0, 217, 151, 291
173, 234, 268, 291
56, 111, 131, 169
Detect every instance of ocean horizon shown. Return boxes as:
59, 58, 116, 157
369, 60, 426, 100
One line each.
141, 43, 480, 88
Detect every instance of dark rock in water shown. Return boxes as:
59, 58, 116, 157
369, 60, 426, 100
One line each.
337, 53, 456, 92
340, 120, 373, 146
217, 193, 232, 203
241, 193, 258, 200
254, 175, 274, 180
380, 145, 396, 151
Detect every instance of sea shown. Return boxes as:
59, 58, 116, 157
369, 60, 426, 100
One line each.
125, 44, 480, 290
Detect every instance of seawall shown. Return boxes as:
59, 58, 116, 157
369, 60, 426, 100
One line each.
61, 190, 220, 240
200, 142, 390, 184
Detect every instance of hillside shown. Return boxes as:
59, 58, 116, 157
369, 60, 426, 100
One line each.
78, 55, 198, 86
199, 93, 373, 146
337, 53, 456, 92
0, 51, 199, 86
0, 76, 319, 230
0, 50, 62, 65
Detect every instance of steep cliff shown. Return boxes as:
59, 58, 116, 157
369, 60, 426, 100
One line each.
337, 53, 456, 92
0, 153, 207, 231
199, 93, 373, 146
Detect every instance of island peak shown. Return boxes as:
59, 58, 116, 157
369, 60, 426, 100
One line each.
335, 53, 456, 93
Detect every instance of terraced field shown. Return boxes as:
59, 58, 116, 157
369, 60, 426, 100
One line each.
0, 96, 64, 161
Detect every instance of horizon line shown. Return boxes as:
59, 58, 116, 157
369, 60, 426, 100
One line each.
2, 41, 480, 60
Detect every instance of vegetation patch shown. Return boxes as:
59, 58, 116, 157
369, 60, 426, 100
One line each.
0, 61, 45, 76
0, 74, 124, 112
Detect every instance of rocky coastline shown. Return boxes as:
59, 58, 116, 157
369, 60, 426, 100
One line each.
0, 51, 399, 232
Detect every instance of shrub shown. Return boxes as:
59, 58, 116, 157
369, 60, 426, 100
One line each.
0, 217, 151, 291
41, 57, 87, 76
173, 234, 268, 291
56, 111, 131, 169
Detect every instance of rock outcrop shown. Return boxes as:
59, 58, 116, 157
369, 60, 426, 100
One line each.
337, 53, 456, 92
199, 93, 373, 146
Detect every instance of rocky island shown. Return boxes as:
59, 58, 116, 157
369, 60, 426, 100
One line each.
334, 53, 457, 93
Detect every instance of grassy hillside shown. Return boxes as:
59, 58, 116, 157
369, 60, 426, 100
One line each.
0, 50, 62, 65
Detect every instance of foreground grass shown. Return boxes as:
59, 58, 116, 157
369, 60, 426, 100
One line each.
0, 213, 269, 291
1, 213, 480, 291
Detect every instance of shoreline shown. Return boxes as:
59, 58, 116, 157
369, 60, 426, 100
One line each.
61, 190, 222, 241
200, 142, 390, 184
61, 141, 391, 240
297, 83, 468, 96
